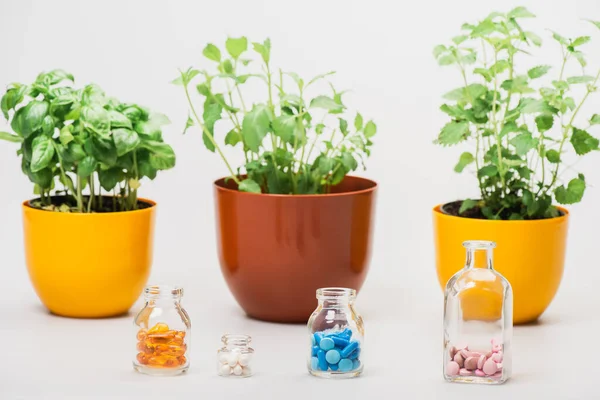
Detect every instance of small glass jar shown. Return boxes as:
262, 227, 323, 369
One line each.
443, 241, 512, 384
217, 334, 254, 377
133, 285, 191, 376
307, 287, 364, 378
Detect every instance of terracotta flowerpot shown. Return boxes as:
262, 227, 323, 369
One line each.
214, 176, 377, 323
433, 203, 569, 324
23, 198, 156, 318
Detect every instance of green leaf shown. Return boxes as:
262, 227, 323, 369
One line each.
590, 114, 600, 125
546, 149, 561, 163
183, 115, 194, 135
252, 39, 271, 63
364, 121, 377, 138
11, 100, 49, 137
499, 122, 519, 138
535, 114, 554, 133
226, 37, 248, 59
571, 128, 599, 155
528, 65, 551, 79
222, 59, 234, 74
571, 51, 587, 67
454, 152, 474, 173
572, 36, 591, 47
309, 95, 343, 111
108, 110, 133, 129
452, 35, 468, 45
525, 31, 542, 46
1, 85, 27, 119
555, 176, 586, 204
202, 96, 223, 152
567, 76, 595, 84
443, 84, 487, 103
339, 118, 349, 136
272, 114, 296, 144
552, 31, 569, 46
172, 68, 201, 86
59, 126, 74, 145
507, 6, 535, 18
341, 152, 358, 171
82, 106, 110, 136
203, 43, 221, 62
112, 128, 140, 156
437, 121, 469, 146
588, 20, 600, 30
306, 71, 336, 88
285, 72, 304, 90
98, 168, 125, 191
317, 156, 335, 174
140, 140, 176, 170
459, 199, 477, 214
354, 113, 363, 131
433, 45, 447, 58
30, 136, 55, 172
510, 132, 538, 156
77, 156, 97, 178
0, 131, 23, 143
478, 165, 498, 178
239, 178, 261, 193
87, 135, 117, 165
242, 104, 272, 152
519, 99, 555, 114
224, 129, 241, 146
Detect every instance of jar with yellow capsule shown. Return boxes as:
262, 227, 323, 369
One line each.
443, 241, 512, 384
133, 285, 191, 376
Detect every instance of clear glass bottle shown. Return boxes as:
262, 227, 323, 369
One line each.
217, 334, 254, 377
133, 285, 191, 376
307, 287, 364, 378
443, 241, 512, 384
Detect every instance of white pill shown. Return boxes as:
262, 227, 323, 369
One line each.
218, 353, 229, 364
242, 366, 252, 376
220, 364, 232, 376
227, 353, 240, 367
239, 353, 252, 366
233, 365, 243, 376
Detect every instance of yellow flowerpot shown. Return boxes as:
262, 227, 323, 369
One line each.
22, 198, 156, 318
433, 204, 569, 324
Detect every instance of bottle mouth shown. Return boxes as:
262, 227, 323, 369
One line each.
144, 285, 184, 299
222, 334, 252, 346
462, 240, 496, 250
316, 287, 357, 300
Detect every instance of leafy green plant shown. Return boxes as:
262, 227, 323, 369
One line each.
0, 70, 175, 213
173, 37, 376, 194
434, 7, 600, 220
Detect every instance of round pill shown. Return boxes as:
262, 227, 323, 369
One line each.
233, 365, 243, 376
453, 353, 464, 368
446, 361, 460, 376
477, 354, 486, 370
464, 357, 478, 371
239, 353, 252, 366
310, 357, 319, 371
227, 352, 239, 367
325, 349, 341, 365
220, 364, 232, 375
319, 337, 335, 351
449, 346, 457, 359
338, 358, 353, 372
329, 364, 339, 371
475, 369, 486, 377
242, 366, 252, 376
352, 359, 361, 370
482, 358, 498, 375
492, 352, 503, 363
492, 344, 502, 353
459, 368, 473, 376
218, 353, 228, 364
496, 363, 503, 372
312, 335, 316, 346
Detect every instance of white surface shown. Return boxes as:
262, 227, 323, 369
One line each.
1, 0, 600, 398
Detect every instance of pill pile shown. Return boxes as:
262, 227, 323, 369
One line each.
445, 340, 504, 379
136, 322, 188, 368
310, 328, 362, 373
218, 351, 253, 377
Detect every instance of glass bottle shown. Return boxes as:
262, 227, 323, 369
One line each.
307, 287, 364, 378
443, 241, 512, 384
217, 334, 254, 377
133, 285, 191, 376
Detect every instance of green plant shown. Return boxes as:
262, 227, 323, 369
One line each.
434, 7, 600, 220
173, 37, 376, 194
0, 70, 175, 213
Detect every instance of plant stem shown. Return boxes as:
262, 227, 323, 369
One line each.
76, 175, 83, 213
88, 176, 94, 213
490, 50, 507, 195
184, 84, 241, 184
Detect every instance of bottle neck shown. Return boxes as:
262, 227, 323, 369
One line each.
316, 287, 356, 308
222, 334, 251, 350
143, 285, 183, 304
465, 247, 494, 270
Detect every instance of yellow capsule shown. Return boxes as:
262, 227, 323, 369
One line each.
148, 323, 169, 334
136, 329, 148, 341
136, 352, 148, 365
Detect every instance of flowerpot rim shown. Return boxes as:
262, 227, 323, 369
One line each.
22, 196, 156, 216
433, 202, 569, 224
214, 174, 377, 198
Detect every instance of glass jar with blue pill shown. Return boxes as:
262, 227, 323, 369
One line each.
307, 287, 364, 378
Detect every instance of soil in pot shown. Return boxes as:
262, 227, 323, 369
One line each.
441, 200, 564, 220
29, 196, 153, 213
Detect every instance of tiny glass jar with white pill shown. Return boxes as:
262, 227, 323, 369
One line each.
217, 334, 254, 377
443, 241, 512, 384
307, 287, 364, 378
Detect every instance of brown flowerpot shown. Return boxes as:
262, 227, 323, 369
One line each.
214, 175, 377, 323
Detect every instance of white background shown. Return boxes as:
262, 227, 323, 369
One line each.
1, 0, 600, 398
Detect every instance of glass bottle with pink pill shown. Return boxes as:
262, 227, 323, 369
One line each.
307, 287, 364, 378
443, 241, 512, 384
